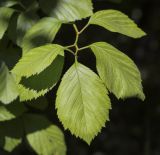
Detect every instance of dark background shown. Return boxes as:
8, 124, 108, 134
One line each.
1, 0, 160, 155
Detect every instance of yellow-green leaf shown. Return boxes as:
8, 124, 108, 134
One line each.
89, 10, 146, 38
90, 42, 145, 100
23, 114, 66, 155
56, 62, 111, 144
12, 44, 64, 78
39, 0, 93, 22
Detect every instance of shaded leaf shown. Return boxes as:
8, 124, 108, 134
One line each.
0, 101, 27, 122
56, 62, 111, 144
7, 11, 39, 46
18, 55, 64, 101
22, 17, 62, 54
23, 114, 66, 155
16, 11, 39, 46
0, 118, 23, 152
0, 0, 19, 7
21, 55, 64, 91
90, 42, 145, 100
0, 7, 14, 39
89, 10, 146, 38
0, 63, 19, 104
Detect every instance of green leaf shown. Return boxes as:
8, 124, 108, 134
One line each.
90, 42, 145, 100
0, 7, 14, 39
0, 63, 19, 104
23, 114, 66, 155
22, 17, 62, 54
18, 55, 64, 101
89, 10, 146, 38
39, 0, 93, 22
7, 12, 39, 46
16, 12, 39, 46
18, 84, 47, 101
0, 118, 23, 152
56, 62, 111, 144
0, 101, 27, 122
0, 0, 19, 7
21, 55, 64, 91
12, 44, 64, 78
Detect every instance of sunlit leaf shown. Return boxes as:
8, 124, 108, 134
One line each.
12, 44, 64, 78
39, 0, 93, 22
56, 62, 111, 144
89, 10, 146, 38
90, 42, 145, 100
23, 114, 66, 155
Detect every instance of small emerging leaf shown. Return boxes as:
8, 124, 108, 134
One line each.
90, 42, 145, 100
89, 10, 146, 38
56, 62, 111, 144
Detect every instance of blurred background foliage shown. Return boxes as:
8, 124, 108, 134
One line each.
0, 0, 160, 154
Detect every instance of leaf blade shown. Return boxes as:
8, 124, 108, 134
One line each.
23, 114, 66, 155
0, 63, 19, 104
56, 62, 111, 144
22, 17, 62, 54
39, 0, 93, 22
0, 7, 14, 39
89, 10, 146, 38
90, 42, 145, 100
12, 44, 64, 78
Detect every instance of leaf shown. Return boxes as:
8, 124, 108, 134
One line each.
39, 0, 93, 22
0, 0, 19, 7
0, 63, 19, 104
0, 118, 23, 152
21, 55, 64, 91
0, 7, 14, 39
22, 17, 62, 54
0, 101, 27, 122
89, 10, 146, 38
7, 11, 39, 46
12, 44, 64, 78
0, 37, 21, 69
18, 84, 47, 101
23, 114, 66, 155
90, 42, 145, 100
16, 11, 39, 46
56, 62, 111, 144
18, 55, 64, 101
